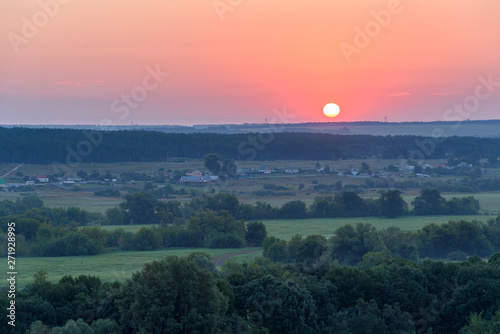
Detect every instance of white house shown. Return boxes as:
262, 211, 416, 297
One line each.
37, 175, 49, 183
259, 164, 272, 174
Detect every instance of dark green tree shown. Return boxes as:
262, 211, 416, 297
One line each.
237, 275, 319, 333
263, 236, 289, 262
360, 162, 371, 174
330, 223, 382, 265
379, 190, 407, 218
412, 189, 447, 215
204, 153, 221, 174
134, 227, 163, 251
120, 192, 159, 224
245, 221, 267, 246
118, 256, 228, 333
279, 200, 307, 219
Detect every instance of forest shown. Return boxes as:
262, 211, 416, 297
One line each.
2, 127, 500, 163
2, 251, 500, 333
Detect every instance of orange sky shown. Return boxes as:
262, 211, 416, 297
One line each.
1, 0, 499, 125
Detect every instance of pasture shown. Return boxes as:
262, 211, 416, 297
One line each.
11, 247, 262, 289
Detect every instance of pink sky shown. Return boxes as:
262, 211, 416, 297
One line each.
1, 0, 499, 125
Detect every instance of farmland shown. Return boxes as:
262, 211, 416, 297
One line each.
2, 158, 500, 288
1, 159, 500, 212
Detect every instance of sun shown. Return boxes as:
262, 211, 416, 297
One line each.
323, 103, 340, 117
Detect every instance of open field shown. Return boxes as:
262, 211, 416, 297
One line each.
262, 215, 489, 240
9, 247, 262, 289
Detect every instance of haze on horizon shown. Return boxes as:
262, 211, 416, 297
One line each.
1, 0, 499, 126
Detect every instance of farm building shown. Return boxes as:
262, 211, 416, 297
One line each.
179, 175, 219, 184
37, 175, 49, 182
259, 165, 272, 174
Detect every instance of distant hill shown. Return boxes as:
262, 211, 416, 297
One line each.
3, 120, 500, 137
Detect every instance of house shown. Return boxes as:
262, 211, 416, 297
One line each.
259, 164, 272, 174
284, 169, 299, 174
186, 169, 202, 177
398, 165, 415, 172
37, 175, 49, 182
180, 176, 201, 184
179, 175, 219, 184
0, 178, 5, 188
457, 162, 473, 169
202, 175, 219, 183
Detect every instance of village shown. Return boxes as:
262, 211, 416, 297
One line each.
0, 158, 489, 192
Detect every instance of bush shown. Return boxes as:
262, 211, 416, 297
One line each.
94, 189, 121, 197
204, 231, 245, 248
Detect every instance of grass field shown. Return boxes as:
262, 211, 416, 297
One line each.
9, 247, 262, 289
262, 215, 490, 240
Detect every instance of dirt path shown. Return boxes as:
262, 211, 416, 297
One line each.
212, 249, 262, 267
0, 164, 22, 178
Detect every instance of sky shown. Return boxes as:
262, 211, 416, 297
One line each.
1, 0, 500, 125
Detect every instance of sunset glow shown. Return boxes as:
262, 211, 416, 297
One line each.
1, 0, 499, 125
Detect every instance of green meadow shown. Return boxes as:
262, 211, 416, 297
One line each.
12, 247, 262, 289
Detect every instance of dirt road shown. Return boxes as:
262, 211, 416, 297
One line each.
0, 164, 22, 178
212, 249, 262, 267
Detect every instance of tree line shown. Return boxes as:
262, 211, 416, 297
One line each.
2, 127, 500, 163
263, 215, 500, 264
0, 190, 483, 257
111, 189, 480, 224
